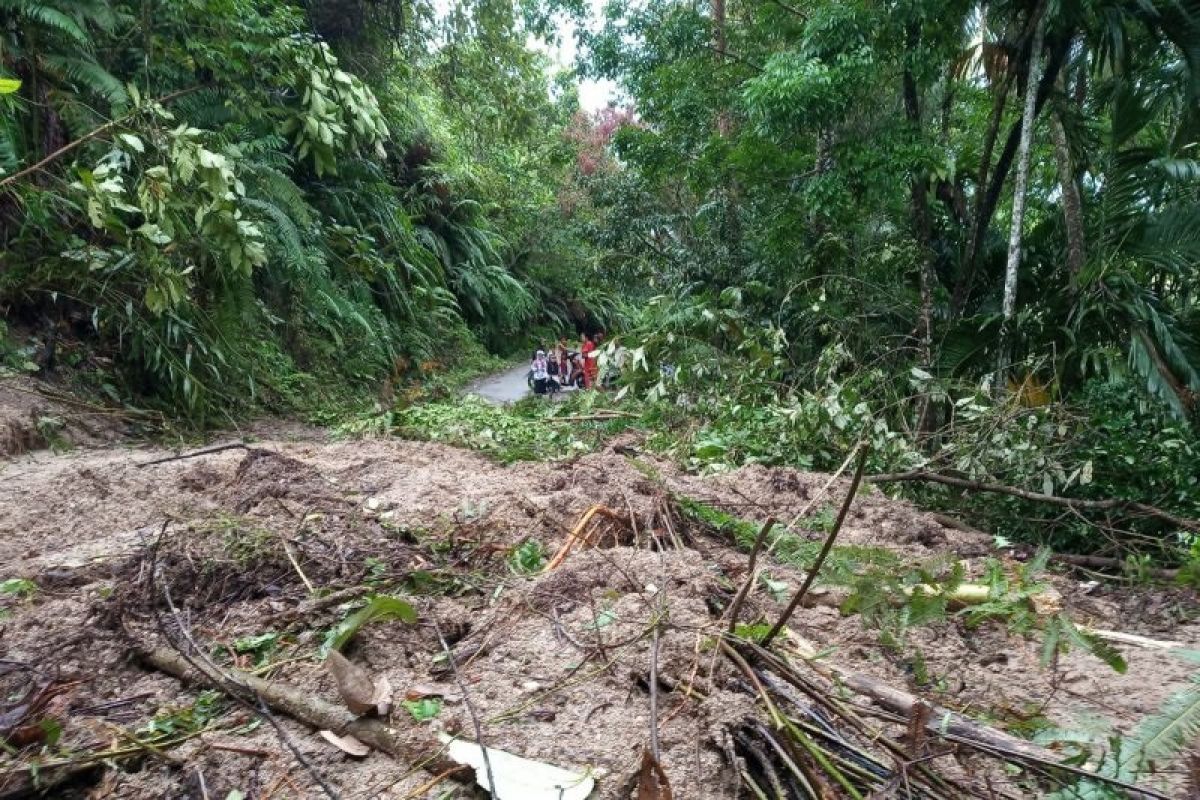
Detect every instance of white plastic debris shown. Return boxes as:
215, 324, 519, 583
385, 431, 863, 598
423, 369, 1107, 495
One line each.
439, 734, 594, 800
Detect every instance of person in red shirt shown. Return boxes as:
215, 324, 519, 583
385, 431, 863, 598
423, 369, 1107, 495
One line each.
581, 332, 598, 389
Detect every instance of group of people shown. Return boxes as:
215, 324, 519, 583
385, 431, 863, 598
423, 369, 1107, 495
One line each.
529, 332, 606, 395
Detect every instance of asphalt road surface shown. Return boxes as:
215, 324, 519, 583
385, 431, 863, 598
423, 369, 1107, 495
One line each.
465, 363, 530, 404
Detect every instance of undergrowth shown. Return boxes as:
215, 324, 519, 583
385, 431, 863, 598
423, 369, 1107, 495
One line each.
384, 392, 641, 463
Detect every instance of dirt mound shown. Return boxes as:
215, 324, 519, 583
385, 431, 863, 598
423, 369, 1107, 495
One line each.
0, 376, 132, 456
1, 431, 1197, 798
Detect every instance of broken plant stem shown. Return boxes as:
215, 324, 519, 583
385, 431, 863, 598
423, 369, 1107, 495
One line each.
432, 621, 497, 800
786, 442, 862, 531
726, 516, 778, 633
762, 449, 869, 647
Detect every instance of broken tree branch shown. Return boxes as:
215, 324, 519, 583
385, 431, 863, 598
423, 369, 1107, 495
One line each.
135, 441, 248, 468
763, 450, 868, 646
1050, 553, 1180, 581
868, 470, 1200, 532
748, 637, 1170, 799
726, 517, 777, 633
136, 645, 466, 779
0, 85, 203, 191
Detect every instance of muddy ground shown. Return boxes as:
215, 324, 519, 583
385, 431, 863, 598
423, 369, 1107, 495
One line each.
1, 382, 1198, 799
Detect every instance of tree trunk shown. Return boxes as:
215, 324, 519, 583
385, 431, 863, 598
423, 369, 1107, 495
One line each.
956, 26, 1069, 315
1048, 67, 1086, 289
1049, 106, 1085, 287
713, 0, 731, 137
903, 34, 936, 437
995, 8, 1048, 394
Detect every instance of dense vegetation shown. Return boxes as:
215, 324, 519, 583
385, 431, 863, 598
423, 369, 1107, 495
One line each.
0, 0, 613, 420
553, 0, 1200, 572
2, 1, 1198, 565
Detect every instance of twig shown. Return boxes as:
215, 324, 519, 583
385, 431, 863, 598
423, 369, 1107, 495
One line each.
648, 589, 666, 761
400, 767, 464, 799
868, 470, 1200, 531
0, 85, 202, 190
204, 740, 275, 758
136, 441, 248, 468
195, 766, 210, 800
431, 621, 496, 800
786, 443, 862, 530
726, 517, 777, 633
763, 450, 868, 647
269, 585, 373, 624
280, 513, 316, 594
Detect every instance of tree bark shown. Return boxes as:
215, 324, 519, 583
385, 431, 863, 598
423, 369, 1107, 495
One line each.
903, 37, 936, 437
1049, 104, 1086, 287
995, 8, 1048, 394
954, 29, 1070, 314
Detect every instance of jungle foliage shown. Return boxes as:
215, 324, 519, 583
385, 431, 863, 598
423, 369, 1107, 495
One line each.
0, 0, 613, 420
538, 0, 1200, 569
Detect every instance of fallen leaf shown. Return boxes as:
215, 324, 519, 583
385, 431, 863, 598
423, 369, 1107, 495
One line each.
1029, 586, 1063, 616
318, 730, 369, 757
371, 674, 393, 717
636, 748, 672, 800
325, 651, 376, 716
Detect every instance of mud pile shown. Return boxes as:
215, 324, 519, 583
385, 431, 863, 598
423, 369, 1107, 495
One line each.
1, 429, 1196, 798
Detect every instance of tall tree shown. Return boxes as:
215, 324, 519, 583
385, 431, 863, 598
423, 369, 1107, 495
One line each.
995, 3, 1048, 393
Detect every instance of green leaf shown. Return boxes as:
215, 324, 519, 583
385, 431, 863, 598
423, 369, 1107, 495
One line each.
117, 133, 145, 153
0, 578, 36, 598
0, 78, 20, 95
401, 698, 442, 722
323, 595, 416, 655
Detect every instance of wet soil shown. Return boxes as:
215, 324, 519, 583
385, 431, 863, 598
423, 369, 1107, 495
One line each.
1, 398, 1197, 799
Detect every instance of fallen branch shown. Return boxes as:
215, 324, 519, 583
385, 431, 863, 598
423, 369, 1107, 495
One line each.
0, 85, 201, 191
763, 450, 868, 646
544, 411, 637, 423
757, 636, 1107, 783
1051, 553, 1180, 581
136, 645, 467, 781
135, 441, 248, 468
868, 470, 1200, 532
1083, 628, 1185, 651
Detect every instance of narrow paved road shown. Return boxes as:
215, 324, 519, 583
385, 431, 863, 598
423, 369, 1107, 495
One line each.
465, 363, 530, 404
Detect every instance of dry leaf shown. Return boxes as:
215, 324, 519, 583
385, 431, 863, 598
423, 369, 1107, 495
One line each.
1029, 586, 1063, 615
325, 650, 376, 716
636, 748, 672, 800
318, 729, 370, 757
371, 674, 393, 717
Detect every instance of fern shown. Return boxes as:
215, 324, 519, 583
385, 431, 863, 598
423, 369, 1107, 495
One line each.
0, 1, 89, 45
42, 55, 127, 105
1124, 671, 1200, 768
